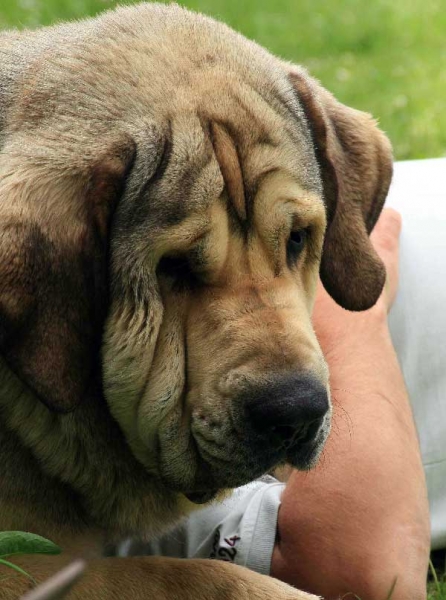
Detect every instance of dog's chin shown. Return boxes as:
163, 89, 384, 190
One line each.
180, 441, 325, 504
170, 443, 325, 505
167, 443, 324, 505
158, 415, 331, 504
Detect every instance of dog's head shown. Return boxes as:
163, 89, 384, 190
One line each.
0, 6, 392, 504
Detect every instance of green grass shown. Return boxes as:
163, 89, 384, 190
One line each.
429, 558, 446, 600
1, 0, 446, 160
429, 580, 446, 600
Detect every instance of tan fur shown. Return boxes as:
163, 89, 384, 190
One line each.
0, 3, 392, 598
210, 122, 247, 222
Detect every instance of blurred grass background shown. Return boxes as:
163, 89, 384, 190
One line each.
1, 0, 445, 160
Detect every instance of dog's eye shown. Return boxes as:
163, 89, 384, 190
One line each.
157, 254, 199, 291
286, 229, 307, 265
157, 254, 190, 281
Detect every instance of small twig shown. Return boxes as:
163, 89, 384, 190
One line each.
384, 577, 398, 600
19, 560, 86, 600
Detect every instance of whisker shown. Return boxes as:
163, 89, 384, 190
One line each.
333, 400, 354, 440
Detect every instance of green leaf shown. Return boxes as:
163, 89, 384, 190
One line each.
0, 558, 36, 585
0, 532, 61, 558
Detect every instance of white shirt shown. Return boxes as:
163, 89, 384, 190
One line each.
387, 158, 446, 550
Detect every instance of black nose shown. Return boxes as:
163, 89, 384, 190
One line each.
244, 374, 329, 448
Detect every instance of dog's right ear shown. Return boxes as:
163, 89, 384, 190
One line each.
0, 135, 136, 412
287, 66, 393, 311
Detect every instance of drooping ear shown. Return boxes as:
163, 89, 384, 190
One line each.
0, 136, 136, 412
288, 66, 393, 311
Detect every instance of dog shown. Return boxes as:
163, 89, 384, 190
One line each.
0, 3, 392, 598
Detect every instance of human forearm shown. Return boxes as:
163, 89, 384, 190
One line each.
272, 315, 430, 599
271, 210, 431, 599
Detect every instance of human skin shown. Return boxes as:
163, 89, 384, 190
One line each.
271, 208, 431, 600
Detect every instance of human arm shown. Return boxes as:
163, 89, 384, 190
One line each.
271, 209, 431, 600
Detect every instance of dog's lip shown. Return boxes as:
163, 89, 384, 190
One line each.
293, 418, 323, 447
184, 490, 219, 504
285, 419, 326, 467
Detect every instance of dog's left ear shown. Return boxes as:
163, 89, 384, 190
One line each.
0, 136, 136, 412
288, 66, 393, 311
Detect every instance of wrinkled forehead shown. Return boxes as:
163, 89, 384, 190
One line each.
114, 73, 324, 248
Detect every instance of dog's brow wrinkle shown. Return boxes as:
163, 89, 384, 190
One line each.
149, 120, 173, 185
229, 90, 275, 146
249, 167, 281, 200
197, 113, 211, 140
256, 132, 279, 147
137, 121, 173, 214
209, 121, 247, 224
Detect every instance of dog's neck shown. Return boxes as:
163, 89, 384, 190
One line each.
0, 357, 186, 553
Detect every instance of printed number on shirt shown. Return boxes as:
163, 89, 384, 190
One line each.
209, 527, 241, 562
